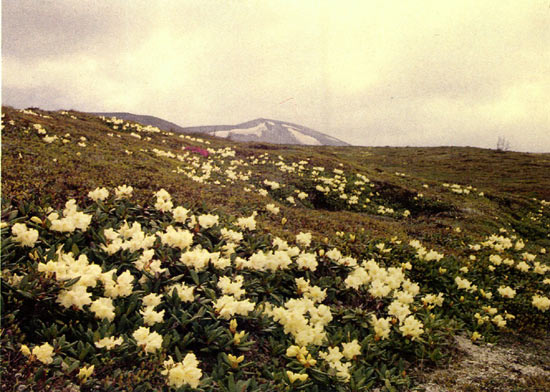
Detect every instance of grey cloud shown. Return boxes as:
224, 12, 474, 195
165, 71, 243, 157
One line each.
2, 1, 549, 152
2, 0, 155, 59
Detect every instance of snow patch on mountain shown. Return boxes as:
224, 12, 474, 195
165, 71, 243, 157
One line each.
213, 123, 267, 138
286, 127, 322, 145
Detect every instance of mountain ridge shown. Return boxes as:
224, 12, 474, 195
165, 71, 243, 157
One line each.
90, 112, 350, 146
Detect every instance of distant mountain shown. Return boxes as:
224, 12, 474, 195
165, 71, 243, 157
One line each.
90, 113, 350, 146
183, 118, 350, 146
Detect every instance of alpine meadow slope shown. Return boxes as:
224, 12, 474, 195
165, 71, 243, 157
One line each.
1, 107, 550, 392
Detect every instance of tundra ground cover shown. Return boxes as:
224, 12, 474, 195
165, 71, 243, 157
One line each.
1, 107, 549, 391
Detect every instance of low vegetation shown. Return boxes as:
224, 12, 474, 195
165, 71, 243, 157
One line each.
1, 107, 549, 391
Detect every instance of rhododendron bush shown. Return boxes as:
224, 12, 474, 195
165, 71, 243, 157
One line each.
2, 187, 549, 391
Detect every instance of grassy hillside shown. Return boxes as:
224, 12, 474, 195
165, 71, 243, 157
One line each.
1, 106, 549, 391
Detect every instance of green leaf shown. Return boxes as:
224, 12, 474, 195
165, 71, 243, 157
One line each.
16, 289, 34, 299
203, 287, 216, 300
190, 306, 206, 321
79, 345, 90, 361
62, 276, 81, 289
384, 378, 396, 392
34, 367, 45, 382
190, 270, 200, 285
175, 345, 183, 362
71, 243, 80, 256
67, 360, 81, 374
227, 373, 236, 392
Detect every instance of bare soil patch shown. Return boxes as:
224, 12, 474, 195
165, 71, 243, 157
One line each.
413, 334, 550, 392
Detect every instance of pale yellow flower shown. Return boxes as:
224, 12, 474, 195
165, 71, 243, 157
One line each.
78, 365, 94, 381
233, 331, 246, 345
227, 354, 244, 368
32, 343, 54, 364
287, 370, 309, 383
20, 344, 31, 357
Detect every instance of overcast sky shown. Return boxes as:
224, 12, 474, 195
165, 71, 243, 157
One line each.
2, 0, 549, 151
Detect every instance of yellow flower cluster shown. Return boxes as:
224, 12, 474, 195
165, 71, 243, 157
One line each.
102, 270, 135, 298
534, 261, 550, 274
409, 240, 444, 261
95, 336, 123, 350
344, 259, 413, 300
213, 295, 255, 319
48, 199, 92, 233
133, 249, 166, 275
286, 370, 308, 383
319, 346, 352, 382
21, 342, 55, 364
326, 248, 359, 267
273, 237, 300, 256
286, 345, 317, 367
33, 123, 47, 134
295, 278, 326, 303
341, 340, 362, 360
371, 315, 392, 340
57, 285, 92, 310
132, 326, 163, 353
173, 206, 190, 223
532, 295, 550, 311
236, 212, 257, 231
217, 275, 246, 298
38, 250, 102, 309
101, 221, 156, 254
11, 223, 39, 247
481, 234, 514, 251
236, 249, 293, 271
266, 296, 332, 346
78, 365, 94, 381
296, 232, 312, 248
158, 225, 194, 250
221, 228, 243, 243
88, 187, 109, 202
497, 285, 517, 299
339, 254, 428, 341
90, 297, 116, 321
399, 315, 425, 340
263, 179, 281, 190
180, 248, 220, 271
296, 252, 318, 271
471, 331, 482, 342
198, 213, 219, 228
166, 282, 195, 302
114, 184, 133, 199
516, 261, 530, 272
162, 353, 202, 388
377, 206, 395, 215
443, 183, 475, 194
154, 189, 174, 212
455, 276, 477, 292
375, 243, 392, 254
140, 293, 165, 326
38, 248, 101, 287
152, 148, 176, 159
422, 293, 445, 309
